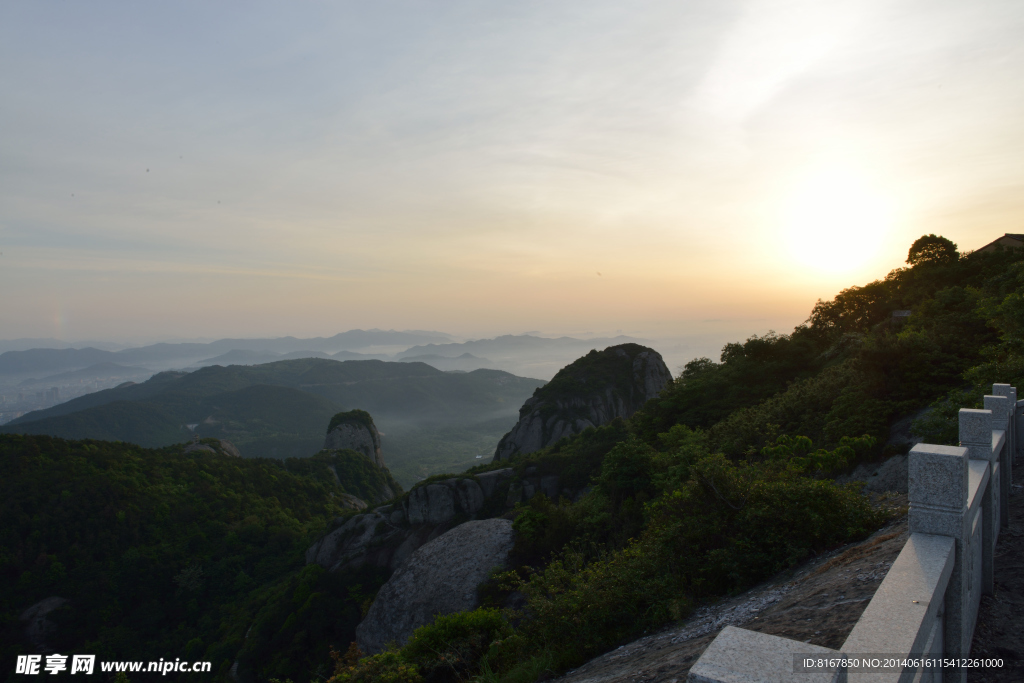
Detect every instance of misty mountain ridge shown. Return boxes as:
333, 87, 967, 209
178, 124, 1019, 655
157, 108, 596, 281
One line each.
0, 329, 455, 378
2, 358, 546, 484
18, 361, 152, 386
0, 331, 648, 382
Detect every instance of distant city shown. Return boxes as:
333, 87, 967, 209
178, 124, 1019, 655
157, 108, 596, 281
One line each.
0, 373, 147, 425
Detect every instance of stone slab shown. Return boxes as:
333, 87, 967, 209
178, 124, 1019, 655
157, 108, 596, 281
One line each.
687, 626, 838, 683
841, 533, 955, 668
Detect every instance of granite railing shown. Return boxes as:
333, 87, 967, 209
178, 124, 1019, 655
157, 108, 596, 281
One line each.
687, 384, 1017, 683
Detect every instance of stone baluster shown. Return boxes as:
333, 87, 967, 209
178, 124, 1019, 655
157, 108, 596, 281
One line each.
961, 408, 996, 601
992, 384, 1015, 530
908, 442, 970, 683
983, 395, 1008, 535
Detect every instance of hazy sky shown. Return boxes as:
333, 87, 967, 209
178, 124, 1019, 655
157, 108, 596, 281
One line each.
3, 0, 1023, 344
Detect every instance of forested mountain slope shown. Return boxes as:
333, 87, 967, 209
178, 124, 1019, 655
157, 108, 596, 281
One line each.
0, 433, 397, 683
2, 360, 546, 479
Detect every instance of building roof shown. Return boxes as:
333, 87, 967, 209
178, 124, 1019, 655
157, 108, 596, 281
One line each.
975, 233, 1024, 254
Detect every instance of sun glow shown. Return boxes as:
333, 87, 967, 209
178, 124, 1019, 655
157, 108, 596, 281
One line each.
781, 164, 894, 274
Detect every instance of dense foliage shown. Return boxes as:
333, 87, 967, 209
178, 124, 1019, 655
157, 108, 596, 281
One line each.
530, 343, 656, 409
0, 435, 388, 683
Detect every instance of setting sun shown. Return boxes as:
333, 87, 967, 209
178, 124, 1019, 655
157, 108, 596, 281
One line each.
782, 164, 894, 274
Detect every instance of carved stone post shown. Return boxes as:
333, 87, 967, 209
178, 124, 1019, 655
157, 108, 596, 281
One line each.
908, 442, 970, 683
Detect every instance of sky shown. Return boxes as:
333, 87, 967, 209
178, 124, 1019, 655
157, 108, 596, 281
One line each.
2, 0, 1024, 348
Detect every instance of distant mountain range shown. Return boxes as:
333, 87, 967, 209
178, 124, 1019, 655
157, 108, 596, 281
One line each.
2, 357, 545, 484
0, 331, 646, 382
0, 329, 454, 378
396, 334, 645, 378
19, 361, 152, 386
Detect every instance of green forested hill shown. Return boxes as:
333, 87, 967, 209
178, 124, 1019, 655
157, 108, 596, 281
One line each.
326, 237, 1024, 682
2, 360, 546, 483
0, 434, 393, 683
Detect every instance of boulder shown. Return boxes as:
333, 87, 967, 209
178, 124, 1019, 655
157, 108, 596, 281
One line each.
356, 519, 516, 654
494, 344, 671, 461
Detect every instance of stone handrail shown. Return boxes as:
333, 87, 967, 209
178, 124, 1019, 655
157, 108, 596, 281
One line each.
688, 384, 1016, 683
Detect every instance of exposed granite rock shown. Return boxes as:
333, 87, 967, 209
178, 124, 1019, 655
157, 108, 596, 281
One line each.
494, 344, 671, 461
183, 438, 242, 457
356, 519, 516, 654
216, 439, 242, 458
338, 493, 368, 511
321, 410, 399, 502
306, 469, 515, 573
20, 596, 67, 653
324, 410, 386, 469
552, 513, 910, 683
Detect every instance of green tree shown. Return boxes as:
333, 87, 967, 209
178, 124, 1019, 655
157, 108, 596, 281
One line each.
907, 234, 958, 266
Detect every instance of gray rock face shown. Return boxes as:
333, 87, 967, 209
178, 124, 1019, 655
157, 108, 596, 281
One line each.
217, 439, 242, 458
324, 421, 386, 469
356, 519, 516, 654
183, 439, 242, 457
338, 493, 368, 510
21, 596, 67, 653
306, 469, 515, 573
494, 344, 671, 461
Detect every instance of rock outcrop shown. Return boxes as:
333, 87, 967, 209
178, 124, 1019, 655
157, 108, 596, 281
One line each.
306, 469, 515, 572
323, 409, 386, 469
494, 343, 671, 461
355, 519, 516, 654
184, 438, 242, 457
20, 596, 68, 653
320, 409, 399, 502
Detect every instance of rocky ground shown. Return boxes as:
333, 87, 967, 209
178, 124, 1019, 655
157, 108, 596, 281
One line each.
553, 451, 1024, 683
553, 494, 909, 683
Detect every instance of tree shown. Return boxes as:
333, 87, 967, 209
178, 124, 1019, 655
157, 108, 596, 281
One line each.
907, 234, 959, 266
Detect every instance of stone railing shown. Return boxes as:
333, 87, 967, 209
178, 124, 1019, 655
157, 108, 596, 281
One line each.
688, 384, 1017, 683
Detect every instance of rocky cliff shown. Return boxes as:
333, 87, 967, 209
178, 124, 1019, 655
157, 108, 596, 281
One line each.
305, 468, 516, 573
320, 409, 398, 503
323, 409, 386, 469
493, 343, 671, 461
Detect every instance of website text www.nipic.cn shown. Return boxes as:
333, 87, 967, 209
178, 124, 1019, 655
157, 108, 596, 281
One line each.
16, 655, 213, 676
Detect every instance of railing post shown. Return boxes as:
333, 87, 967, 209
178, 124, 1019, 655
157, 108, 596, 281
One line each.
992, 384, 1015, 530
908, 442, 970, 683
968, 406, 999, 600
